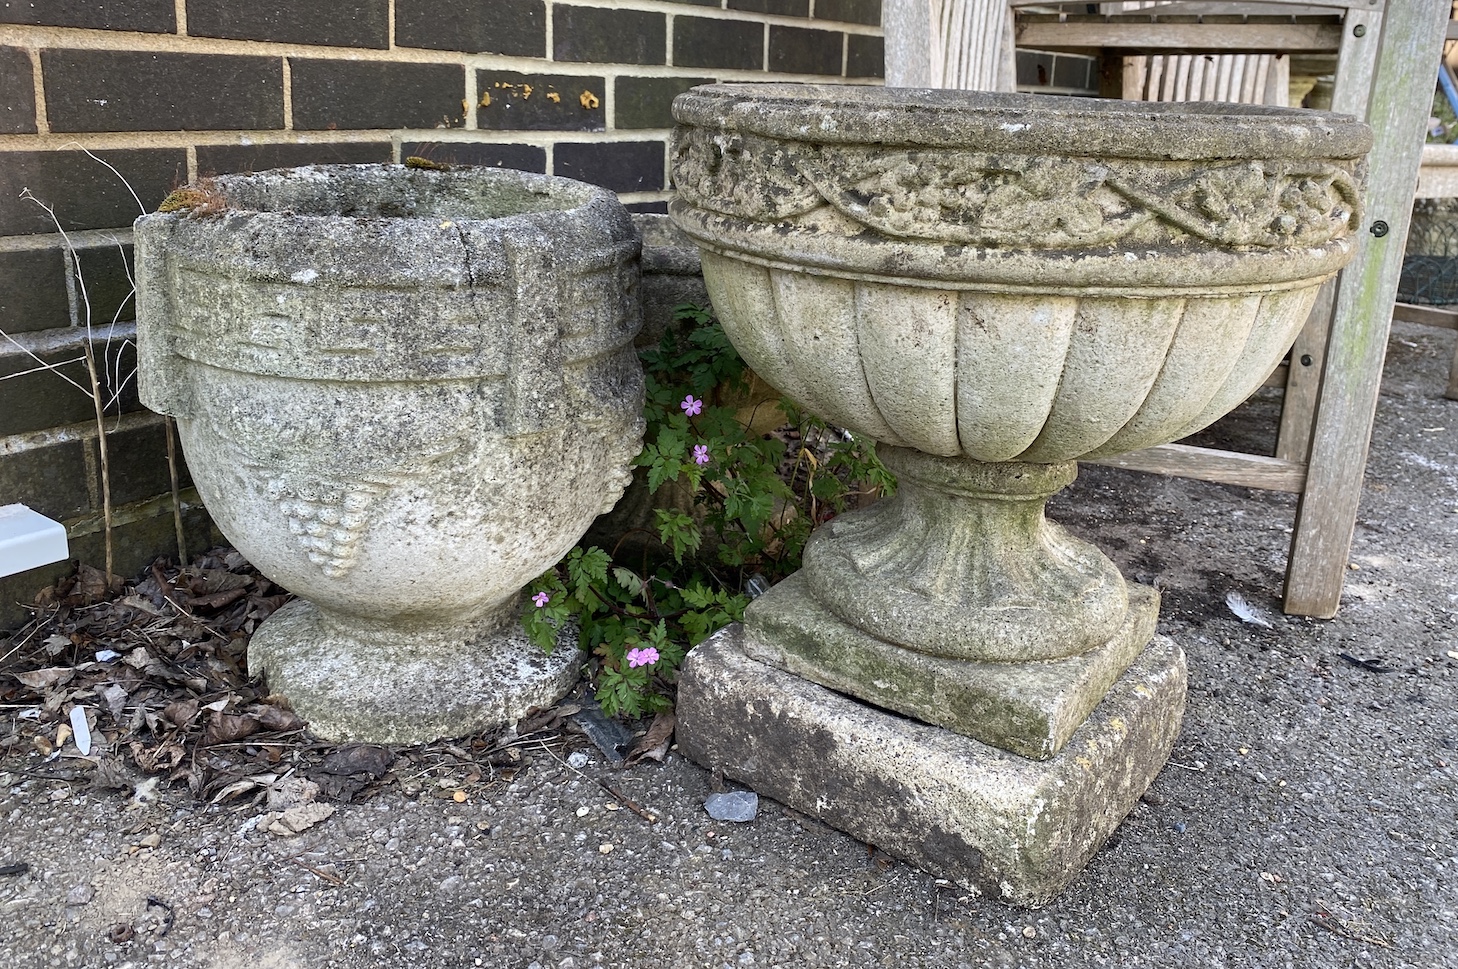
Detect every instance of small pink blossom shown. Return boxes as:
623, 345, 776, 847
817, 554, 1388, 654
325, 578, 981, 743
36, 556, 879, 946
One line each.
693, 444, 710, 465
626, 646, 660, 668
680, 395, 703, 416
532, 591, 550, 608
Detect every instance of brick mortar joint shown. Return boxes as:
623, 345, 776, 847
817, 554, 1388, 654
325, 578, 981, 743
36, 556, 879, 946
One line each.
0, 321, 135, 357
0, 410, 165, 457
23, 45, 48, 134
0, 227, 135, 254
64, 487, 206, 538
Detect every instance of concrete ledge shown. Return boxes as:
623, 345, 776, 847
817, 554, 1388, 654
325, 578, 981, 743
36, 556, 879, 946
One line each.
677, 624, 1187, 908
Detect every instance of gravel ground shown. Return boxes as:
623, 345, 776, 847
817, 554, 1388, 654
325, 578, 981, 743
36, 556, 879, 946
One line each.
1, 321, 1455, 969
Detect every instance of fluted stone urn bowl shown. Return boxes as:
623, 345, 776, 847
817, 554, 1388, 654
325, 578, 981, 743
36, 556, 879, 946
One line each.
670, 85, 1370, 759
135, 164, 644, 744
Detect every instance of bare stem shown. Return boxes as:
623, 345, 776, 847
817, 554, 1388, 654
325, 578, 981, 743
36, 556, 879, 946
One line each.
81, 333, 114, 584
165, 417, 187, 563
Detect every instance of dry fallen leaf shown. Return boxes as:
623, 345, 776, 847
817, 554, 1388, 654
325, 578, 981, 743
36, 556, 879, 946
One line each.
263, 802, 336, 836
625, 711, 676, 766
204, 712, 258, 744
163, 699, 199, 729
12, 667, 75, 690
320, 744, 394, 779
250, 704, 304, 732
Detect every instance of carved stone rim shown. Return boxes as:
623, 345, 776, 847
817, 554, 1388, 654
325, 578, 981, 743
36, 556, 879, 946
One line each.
671, 84, 1372, 161
192, 163, 614, 225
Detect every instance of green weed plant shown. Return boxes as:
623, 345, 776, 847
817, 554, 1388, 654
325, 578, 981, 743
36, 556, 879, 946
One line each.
523, 304, 894, 718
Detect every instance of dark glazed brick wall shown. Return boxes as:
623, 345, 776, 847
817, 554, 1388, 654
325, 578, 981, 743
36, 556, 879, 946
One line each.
198, 142, 392, 176
42, 51, 283, 133
0, 249, 69, 335
477, 71, 605, 131
71, 242, 136, 328
615, 76, 714, 129
291, 61, 465, 131
0, 0, 174, 32
0, 441, 92, 523
554, 6, 665, 66
674, 17, 763, 72
728, 0, 808, 16
105, 422, 191, 508
0, 341, 140, 437
396, 0, 545, 57
186, 0, 388, 49
846, 33, 884, 78
0, 149, 185, 237
815, 0, 882, 26
556, 141, 664, 194
1, 46, 35, 134
769, 26, 843, 76
401, 141, 547, 173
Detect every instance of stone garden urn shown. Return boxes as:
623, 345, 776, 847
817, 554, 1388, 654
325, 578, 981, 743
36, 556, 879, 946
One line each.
135, 164, 644, 744
668, 84, 1369, 905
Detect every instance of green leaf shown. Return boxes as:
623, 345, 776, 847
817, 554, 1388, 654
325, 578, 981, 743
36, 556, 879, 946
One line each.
612, 566, 645, 599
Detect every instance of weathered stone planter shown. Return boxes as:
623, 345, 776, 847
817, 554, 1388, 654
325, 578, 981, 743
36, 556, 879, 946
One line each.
669, 85, 1369, 905
135, 164, 644, 744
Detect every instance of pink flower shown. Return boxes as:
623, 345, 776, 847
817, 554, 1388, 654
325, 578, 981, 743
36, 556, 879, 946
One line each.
693, 444, 710, 465
532, 591, 550, 608
626, 646, 660, 668
680, 395, 703, 416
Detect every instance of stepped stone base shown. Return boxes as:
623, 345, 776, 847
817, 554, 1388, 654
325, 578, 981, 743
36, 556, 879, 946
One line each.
676, 624, 1187, 908
742, 573, 1160, 760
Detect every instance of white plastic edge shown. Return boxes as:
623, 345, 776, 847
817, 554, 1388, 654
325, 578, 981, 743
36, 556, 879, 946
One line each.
0, 504, 70, 578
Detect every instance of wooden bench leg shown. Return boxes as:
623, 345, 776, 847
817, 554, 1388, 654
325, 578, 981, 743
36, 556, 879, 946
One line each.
1284, 1, 1449, 618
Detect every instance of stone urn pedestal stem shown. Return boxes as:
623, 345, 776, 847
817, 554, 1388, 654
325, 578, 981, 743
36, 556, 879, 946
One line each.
748, 448, 1157, 762
667, 84, 1370, 906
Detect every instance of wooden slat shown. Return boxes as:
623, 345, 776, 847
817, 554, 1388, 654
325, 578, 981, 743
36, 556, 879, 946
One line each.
1392, 302, 1458, 329
1230, 52, 1250, 100
1015, 18, 1343, 53
1263, 45, 1290, 105
1124, 53, 1150, 95
1284, 0, 1450, 618
1274, 5, 1381, 464
1145, 54, 1164, 97
1276, 277, 1337, 463
1188, 51, 1208, 99
1085, 444, 1307, 493
1171, 53, 1193, 99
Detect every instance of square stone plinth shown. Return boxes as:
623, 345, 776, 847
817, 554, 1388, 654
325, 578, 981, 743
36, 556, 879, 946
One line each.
676, 625, 1187, 908
741, 573, 1160, 760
